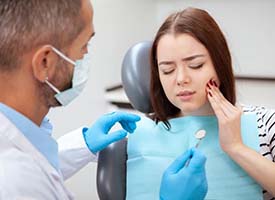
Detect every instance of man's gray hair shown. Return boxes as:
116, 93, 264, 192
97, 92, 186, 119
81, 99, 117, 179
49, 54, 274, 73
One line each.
0, 0, 85, 71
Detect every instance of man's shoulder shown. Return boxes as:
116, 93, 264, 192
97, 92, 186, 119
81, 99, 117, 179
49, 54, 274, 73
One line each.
0, 139, 44, 176
0, 144, 55, 198
0, 134, 45, 179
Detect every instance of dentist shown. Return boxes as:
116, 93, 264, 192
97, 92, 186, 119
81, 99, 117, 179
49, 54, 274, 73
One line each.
0, 0, 207, 199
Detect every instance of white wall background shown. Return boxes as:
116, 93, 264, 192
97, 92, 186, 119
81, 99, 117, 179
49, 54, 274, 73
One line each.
47, 0, 275, 199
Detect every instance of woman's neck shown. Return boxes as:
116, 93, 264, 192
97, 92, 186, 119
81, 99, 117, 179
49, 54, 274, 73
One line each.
180, 102, 215, 117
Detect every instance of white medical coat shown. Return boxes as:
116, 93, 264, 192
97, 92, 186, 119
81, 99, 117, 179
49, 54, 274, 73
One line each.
0, 112, 97, 200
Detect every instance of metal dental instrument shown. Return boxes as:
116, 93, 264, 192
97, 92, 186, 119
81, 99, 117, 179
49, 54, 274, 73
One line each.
185, 129, 206, 167
194, 129, 206, 148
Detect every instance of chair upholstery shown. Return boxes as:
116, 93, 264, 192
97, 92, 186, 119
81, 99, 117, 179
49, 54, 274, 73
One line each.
121, 41, 153, 113
96, 139, 127, 200
97, 41, 152, 200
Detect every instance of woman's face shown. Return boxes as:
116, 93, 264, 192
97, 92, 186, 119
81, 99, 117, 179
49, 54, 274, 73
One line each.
157, 33, 219, 116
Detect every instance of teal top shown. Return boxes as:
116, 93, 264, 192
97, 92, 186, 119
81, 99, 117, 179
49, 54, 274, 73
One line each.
127, 113, 262, 200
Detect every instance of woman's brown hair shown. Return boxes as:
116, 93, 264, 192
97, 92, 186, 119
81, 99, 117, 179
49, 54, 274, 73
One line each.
150, 7, 235, 128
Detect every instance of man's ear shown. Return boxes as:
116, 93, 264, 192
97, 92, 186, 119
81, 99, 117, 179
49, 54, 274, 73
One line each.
32, 45, 58, 82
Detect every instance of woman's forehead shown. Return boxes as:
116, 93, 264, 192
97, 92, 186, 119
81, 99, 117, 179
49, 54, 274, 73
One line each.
157, 34, 209, 60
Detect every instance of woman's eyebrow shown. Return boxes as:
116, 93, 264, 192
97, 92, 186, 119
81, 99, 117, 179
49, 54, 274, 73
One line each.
158, 61, 175, 66
158, 54, 205, 66
181, 54, 205, 62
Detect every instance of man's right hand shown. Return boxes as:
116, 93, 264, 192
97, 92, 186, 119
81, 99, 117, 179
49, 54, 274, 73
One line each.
160, 148, 208, 200
82, 111, 140, 154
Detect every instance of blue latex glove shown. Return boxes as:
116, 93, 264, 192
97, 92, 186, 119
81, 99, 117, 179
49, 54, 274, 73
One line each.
83, 111, 141, 153
160, 148, 208, 200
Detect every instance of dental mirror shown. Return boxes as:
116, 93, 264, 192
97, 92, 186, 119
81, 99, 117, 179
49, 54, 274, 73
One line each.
185, 129, 206, 167
195, 129, 206, 148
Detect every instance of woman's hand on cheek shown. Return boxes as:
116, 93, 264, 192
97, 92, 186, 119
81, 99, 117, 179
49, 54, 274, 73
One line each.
206, 79, 244, 154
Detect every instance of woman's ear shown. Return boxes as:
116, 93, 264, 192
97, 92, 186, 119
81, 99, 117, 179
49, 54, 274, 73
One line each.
31, 45, 58, 82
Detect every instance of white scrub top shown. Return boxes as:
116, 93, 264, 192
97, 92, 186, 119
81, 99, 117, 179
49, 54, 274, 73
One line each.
0, 112, 97, 200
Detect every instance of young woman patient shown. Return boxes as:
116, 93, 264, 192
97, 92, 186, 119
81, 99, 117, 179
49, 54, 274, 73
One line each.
126, 7, 275, 200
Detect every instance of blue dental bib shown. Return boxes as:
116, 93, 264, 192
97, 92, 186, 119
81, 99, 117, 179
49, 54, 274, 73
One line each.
127, 114, 262, 200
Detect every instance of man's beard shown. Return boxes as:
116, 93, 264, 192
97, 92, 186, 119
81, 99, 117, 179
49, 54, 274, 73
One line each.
39, 59, 73, 108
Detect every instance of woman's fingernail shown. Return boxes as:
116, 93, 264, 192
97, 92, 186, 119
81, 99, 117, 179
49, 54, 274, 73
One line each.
208, 91, 213, 97
210, 79, 213, 86
206, 83, 211, 88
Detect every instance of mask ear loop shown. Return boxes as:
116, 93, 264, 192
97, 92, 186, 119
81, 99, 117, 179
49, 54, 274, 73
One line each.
51, 46, 76, 66
44, 77, 61, 94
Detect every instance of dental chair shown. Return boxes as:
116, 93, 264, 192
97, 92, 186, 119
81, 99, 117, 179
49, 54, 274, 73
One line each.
96, 41, 152, 200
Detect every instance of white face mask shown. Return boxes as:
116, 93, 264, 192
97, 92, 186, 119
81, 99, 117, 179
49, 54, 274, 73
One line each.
45, 47, 90, 106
